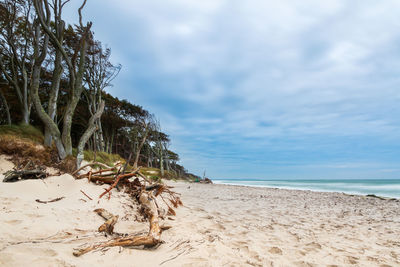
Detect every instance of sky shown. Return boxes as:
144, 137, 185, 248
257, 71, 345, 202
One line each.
65, 0, 400, 179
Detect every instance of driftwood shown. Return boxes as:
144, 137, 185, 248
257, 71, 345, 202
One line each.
3, 169, 48, 182
74, 188, 166, 256
72, 162, 115, 176
72, 162, 183, 257
99, 168, 140, 199
35, 197, 65, 204
94, 208, 118, 235
80, 190, 92, 200
73, 235, 160, 257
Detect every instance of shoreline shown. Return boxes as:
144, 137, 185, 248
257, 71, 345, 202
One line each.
213, 179, 400, 200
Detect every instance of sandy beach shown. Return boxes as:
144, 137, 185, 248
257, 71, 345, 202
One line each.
1, 156, 400, 267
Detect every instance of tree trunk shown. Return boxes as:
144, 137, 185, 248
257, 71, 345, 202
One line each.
97, 119, 105, 151
110, 130, 115, 154
0, 89, 11, 125
44, 36, 64, 146
31, 64, 66, 159
31, 19, 66, 159
133, 128, 149, 169
35, 0, 92, 155
166, 156, 170, 172
76, 101, 105, 168
21, 67, 30, 124
62, 91, 80, 155
160, 153, 164, 177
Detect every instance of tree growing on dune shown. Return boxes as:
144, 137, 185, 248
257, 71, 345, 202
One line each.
42, 0, 66, 147
150, 119, 170, 177
76, 43, 121, 168
130, 113, 154, 169
33, 0, 93, 159
0, 85, 11, 125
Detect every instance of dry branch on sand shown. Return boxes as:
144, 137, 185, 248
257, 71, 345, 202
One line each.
3, 169, 48, 182
3, 161, 48, 182
35, 197, 65, 204
72, 162, 182, 257
94, 208, 119, 235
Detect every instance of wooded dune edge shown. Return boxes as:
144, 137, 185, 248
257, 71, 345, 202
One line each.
0, 0, 201, 181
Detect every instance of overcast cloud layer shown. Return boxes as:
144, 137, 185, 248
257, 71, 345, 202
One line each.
66, 0, 400, 179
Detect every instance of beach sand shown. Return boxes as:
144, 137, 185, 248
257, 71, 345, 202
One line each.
0, 155, 399, 266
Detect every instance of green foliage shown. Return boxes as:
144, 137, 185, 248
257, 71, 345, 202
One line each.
0, 124, 44, 143
89, 151, 124, 166
141, 167, 160, 177
150, 175, 162, 183
72, 148, 125, 167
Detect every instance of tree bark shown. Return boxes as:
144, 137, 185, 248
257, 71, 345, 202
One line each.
44, 21, 64, 146
30, 11, 67, 159
160, 152, 164, 177
21, 67, 30, 124
133, 126, 149, 169
61, 36, 89, 155
76, 101, 105, 168
0, 88, 11, 125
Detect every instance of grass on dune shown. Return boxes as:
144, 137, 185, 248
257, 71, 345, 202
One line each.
0, 124, 44, 143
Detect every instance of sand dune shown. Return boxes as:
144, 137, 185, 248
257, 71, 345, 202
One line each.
1, 155, 399, 266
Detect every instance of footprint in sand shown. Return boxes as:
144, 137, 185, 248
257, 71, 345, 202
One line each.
269, 246, 282, 255
43, 249, 58, 257
345, 256, 359, 265
304, 242, 322, 252
5, 219, 22, 225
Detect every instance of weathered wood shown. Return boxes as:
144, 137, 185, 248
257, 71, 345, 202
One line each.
73, 235, 159, 257
3, 169, 47, 182
99, 168, 140, 199
72, 162, 114, 176
74, 190, 162, 256
80, 190, 93, 200
77, 168, 116, 178
139, 191, 161, 241
94, 208, 118, 235
35, 197, 65, 204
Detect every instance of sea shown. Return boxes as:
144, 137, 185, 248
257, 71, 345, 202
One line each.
213, 178, 400, 199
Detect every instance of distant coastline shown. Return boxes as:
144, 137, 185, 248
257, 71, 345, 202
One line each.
213, 178, 400, 199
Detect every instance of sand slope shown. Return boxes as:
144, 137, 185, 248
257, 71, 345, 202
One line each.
1, 155, 400, 266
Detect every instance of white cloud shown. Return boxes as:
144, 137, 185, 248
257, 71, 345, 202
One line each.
80, 0, 400, 177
